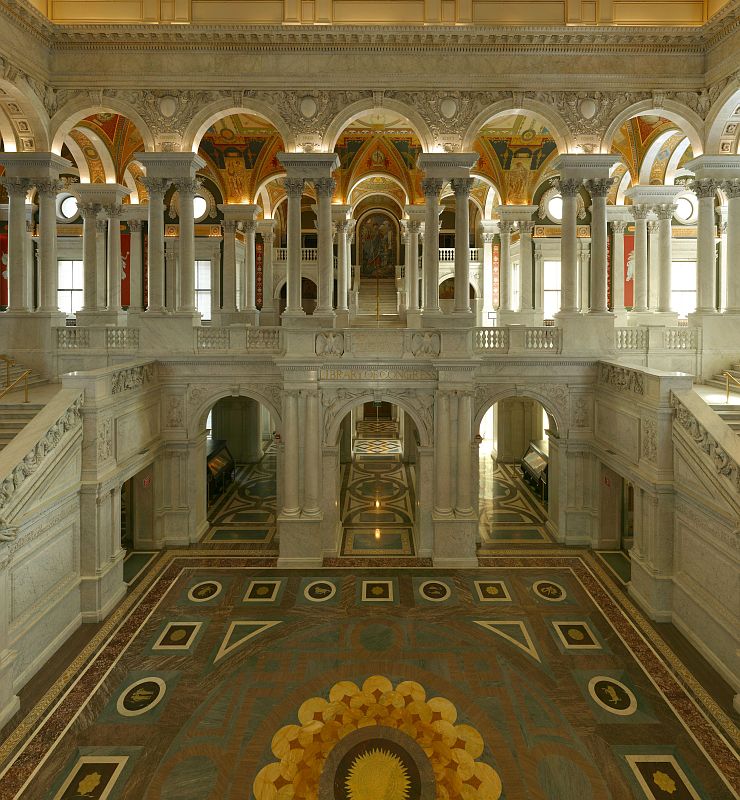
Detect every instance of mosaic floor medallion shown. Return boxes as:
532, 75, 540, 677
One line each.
474, 580, 511, 602
418, 580, 451, 602
116, 677, 167, 717
552, 620, 602, 650
587, 675, 637, 716
362, 579, 394, 601
625, 754, 703, 800
304, 580, 337, 602
152, 622, 201, 651
187, 580, 222, 602
532, 579, 567, 601
51, 756, 128, 800
243, 579, 281, 602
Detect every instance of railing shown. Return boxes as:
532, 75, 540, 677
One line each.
470, 247, 481, 262
438, 248, 481, 263
664, 327, 698, 350
273, 247, 319, 262
615, 327, 647, 350
525, 327, 561, 351
0, 354, 16, 387
473, 328, 509, 351
197, 327, 230, 350
57, 328, 91, 349
106, 328, 139, 350
722, 371, 740, 404
0, 369, 31, 403
247, 327, 282, 351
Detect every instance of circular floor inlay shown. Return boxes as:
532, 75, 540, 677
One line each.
188, 581, 222, 602
532, 580, 567, 602
305, 580, 336, 602
587, 676, 637, 716
419, 581, 451, 602
117, 677, 167, 717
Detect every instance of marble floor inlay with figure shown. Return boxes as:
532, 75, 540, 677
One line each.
0, 552, 737, 799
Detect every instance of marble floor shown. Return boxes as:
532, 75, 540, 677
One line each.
1, 554, 737, 799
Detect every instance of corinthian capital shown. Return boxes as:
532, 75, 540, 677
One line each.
688, 178, 719, 199
284, 177, 305, 198
421, 177, 444, 197
314, 177, 336, 198
722, 178, 740, 199
451, 177, 474, 197
584, 177, 613, 198
630, 203, 651, 221
0, 176, 32, 198
557, 178, 583, 198
140, 177, 171, 197
174, 178, 202, 197
36, 179, 64, 197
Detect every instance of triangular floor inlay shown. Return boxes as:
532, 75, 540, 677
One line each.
474, 620, 541, 663
214, 620, 282, 663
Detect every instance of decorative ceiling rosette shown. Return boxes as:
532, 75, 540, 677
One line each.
253, 675, 503, 800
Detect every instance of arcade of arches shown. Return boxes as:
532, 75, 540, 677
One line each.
0, 1, 739, 798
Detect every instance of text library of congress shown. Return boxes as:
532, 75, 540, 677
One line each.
0, 0, 739, 796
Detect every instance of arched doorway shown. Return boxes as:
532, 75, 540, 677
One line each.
334, 401, 420, 557
201, 395, 277, 546
477, 396, 558, 548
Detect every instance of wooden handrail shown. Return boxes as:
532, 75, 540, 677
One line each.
0, 370, 31, 403
722, 371, 740, 404
0, 354, 16, 388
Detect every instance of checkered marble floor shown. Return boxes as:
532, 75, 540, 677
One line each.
353, 438, 403, 456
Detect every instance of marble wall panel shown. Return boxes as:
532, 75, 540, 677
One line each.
115, 400, 161, 463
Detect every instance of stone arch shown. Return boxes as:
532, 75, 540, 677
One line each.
50, 98, 155, 154
601, 100, 704, 157
323, 99, 434, 153
253, 171, 286, 218
705, 83, 740, 154
325, 390, 433, 448
184, 101, 294, 153
473, 384, 567, 439
348, 172, 410, 207
64, 125, 117, 183
0, 77, 50, 151
187, 384, 283, 440
0, 104, 18, 152
462, 100, 572, 154
438, 275, 479, 298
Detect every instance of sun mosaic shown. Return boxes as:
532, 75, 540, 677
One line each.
252, 676, 503, 800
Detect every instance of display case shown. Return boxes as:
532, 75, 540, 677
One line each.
520, 439, 549, 503
206, 438, 235, 505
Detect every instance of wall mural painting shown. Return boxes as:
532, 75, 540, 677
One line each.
358, 211, 398, 279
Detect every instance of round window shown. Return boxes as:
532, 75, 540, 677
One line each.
59, 195, 79, 220
547, 195, 563, 222
193, 195, 208, 220
673, 195, 695, 223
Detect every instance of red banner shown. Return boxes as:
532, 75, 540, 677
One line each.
120, 232, 131, 307
256, 240, 264, 309
0, 234, 7, 307
624, 234, 635, 309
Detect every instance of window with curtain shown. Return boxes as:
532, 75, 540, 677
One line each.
58, 260, 84, 315
195, 260, 211, 320
543, 260, 561, 320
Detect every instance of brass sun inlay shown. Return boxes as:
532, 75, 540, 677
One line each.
345, 748, 410, 800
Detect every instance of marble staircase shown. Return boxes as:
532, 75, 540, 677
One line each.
704, 360, 740, 396
356, 278, 399, 317
0, 359, 49, 450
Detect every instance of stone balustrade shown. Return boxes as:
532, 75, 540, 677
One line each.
615, 327, 648, 351
56, 327, 140, 352
194, 326, 284, 353
472, 326, 562, 354
614, 326, 700, 353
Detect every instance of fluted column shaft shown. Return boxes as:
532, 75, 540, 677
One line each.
335, 220, 349, 312
435, 392, 452, 515
0, 178, 31, 311
481, 232, 495, 318
284, 178, 304, 313
242, 220, 257, 312
128, 219, 143, 311
262, 230, 275, 313
691, 180, 718, 313
79, 203, 100, 311
610, 221, 627, 312
630, 205, 650, 312
585, 178, 611, 313
346, 220, 356, 293
456, 392, 472, 514
282, 392, 300, 515
407, 221, 420, 311
37, 179, 63, 312
519, 222, 534, 311
452, 178, 473, 313
141, 178, 168, 312
104, 204, 123, 312
654, 204, 677, 313
498, 220, 513, 312
559, 178, 581, 313
315, 177, 336, 314
303, 392, 320, 516
422, 178, 442, 312
175, 179, 199, 312
221, 220, 237, 313
723, 179, 740, 312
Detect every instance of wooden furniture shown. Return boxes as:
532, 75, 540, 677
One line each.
206, 438, 235, 506
521, 439, 549, 503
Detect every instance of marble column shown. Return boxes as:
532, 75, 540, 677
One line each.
104, 203, 124, 313
654, 203, 677, 313
407, 220, 421, 311
36, 179, 63, 312
558, 178, 582, 314
723, 178, 740, 312
421, 177, 443, 313
260, 224, 276, 318
282, 391, 300, 515
690, 180, 718, 313
534, 246, 544, 314
346, 219, 356, 294
221, 220, 238, 315
315, 177, 336, 319
610, 220, 627, 314
128, 219, 144, 312
630, 204, 650, 313
648, 220, 659, 311
141, 177, 169, 312
456, 391, 473, 514
519, 221, 534, 313
481, 228, 496, 322
498, 220, 514, 312
79, 202, 101, 312
175, 179, 199, 313
242, 219, 257, 313
96, 219, 107, 310
0, 178, 31, 311
585, 178, 611, 314
303, 391, 320, 516
719, 208, 728, 312
284, 177, 305, 315
335, 219, 349, 313
435, 392, 452, 516
452, 177, 473, 314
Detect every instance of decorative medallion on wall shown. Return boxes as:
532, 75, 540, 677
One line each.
252, 676, 502, 800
